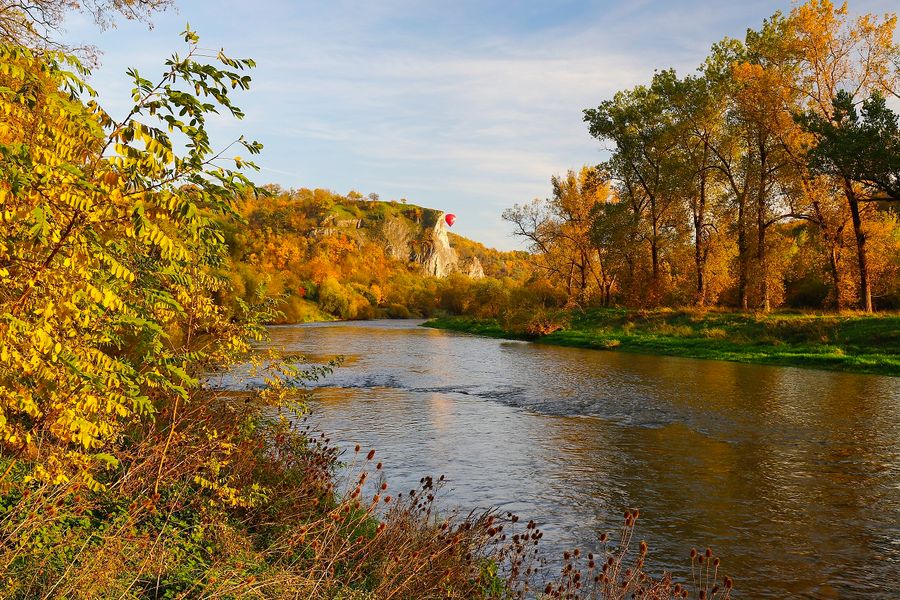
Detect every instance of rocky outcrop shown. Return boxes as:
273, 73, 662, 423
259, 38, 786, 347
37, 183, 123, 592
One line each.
421, 213, 485, 279
423, 214, 459, 277
460, 256, 485, 279
319, 207, 482, 279
379, 217, 413, 261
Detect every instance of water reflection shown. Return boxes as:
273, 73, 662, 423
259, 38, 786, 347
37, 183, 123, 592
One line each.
245, 320, 900, 599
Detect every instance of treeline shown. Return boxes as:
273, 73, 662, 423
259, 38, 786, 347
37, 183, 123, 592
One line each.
223, 187, 536, 322
507, 0, 900, 312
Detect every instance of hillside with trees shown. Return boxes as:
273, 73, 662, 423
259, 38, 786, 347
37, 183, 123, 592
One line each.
222, 187, 535, 322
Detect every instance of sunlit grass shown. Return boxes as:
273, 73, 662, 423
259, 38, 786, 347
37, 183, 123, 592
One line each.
424, 309, 900, 376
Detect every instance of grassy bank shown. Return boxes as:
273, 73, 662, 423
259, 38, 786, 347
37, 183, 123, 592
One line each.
423, 309, 900, 376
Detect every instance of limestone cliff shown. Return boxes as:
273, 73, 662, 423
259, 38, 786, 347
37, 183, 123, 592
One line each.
423, 213, 460, 277
314, 203, 484, 279
460, 256, 485, 278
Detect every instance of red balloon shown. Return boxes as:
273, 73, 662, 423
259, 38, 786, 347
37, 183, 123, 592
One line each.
444, 213, 456, 227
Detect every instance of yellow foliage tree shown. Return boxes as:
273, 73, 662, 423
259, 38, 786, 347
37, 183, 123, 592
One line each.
0, 31, 263, 489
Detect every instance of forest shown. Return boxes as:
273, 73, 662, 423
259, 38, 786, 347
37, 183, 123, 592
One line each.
505, 1, 900, 314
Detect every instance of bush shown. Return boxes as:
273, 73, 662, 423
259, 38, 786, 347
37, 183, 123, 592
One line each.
387, 303, 412, 319
318, 276, 352, 318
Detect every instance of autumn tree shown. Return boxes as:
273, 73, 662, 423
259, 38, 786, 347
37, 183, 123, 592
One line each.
503, 167, 612, 306
787, 0, 898, 311
0, 30, 262, 486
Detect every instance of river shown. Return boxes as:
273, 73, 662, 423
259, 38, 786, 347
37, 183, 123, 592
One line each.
253, 319, 900, 598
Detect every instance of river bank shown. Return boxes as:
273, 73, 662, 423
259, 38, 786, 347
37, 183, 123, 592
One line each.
422, 309, 900, 376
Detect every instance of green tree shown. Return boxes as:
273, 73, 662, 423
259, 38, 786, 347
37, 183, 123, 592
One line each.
799, 91, 900, 202
584, 81, 683, 304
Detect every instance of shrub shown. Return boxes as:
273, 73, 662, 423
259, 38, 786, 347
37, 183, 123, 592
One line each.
387, 303, 412, 319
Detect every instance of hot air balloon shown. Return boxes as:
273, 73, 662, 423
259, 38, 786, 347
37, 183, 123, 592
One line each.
444, 213, 456, 227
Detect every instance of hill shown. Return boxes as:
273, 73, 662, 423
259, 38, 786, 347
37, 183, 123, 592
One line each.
220, 186, 535, 322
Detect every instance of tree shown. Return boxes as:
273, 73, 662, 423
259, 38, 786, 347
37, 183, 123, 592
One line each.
589, 199, 634, 305
699, 14, 801, 312
799, 91, 900, 202
503, 167, 612, 306
787, 0, 898, 311
0, 0, 172, 50
655, 70, 727, 306
0, 29, 262, 486
584, 82, 683, 304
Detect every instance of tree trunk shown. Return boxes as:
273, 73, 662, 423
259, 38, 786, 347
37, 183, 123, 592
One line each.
844, 182, 873, 312
650, 199, 660, 291
757, 213, 769, 312
694, 168, 707, 306
579, 251, 588, 305
737, 192, 749, 311
829, 245, 843, 311
757, 142, 770, 313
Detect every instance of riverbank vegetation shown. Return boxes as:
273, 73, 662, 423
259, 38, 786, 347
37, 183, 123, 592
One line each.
424, 309, 900, 375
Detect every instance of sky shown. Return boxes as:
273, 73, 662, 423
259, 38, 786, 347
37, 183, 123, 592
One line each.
60, 0, 898, 250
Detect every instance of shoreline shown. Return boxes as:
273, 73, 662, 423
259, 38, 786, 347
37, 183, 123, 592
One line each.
421, 310, 900, 377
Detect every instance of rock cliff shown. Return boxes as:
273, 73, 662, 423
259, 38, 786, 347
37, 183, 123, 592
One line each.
460, 256, 485, 278
423, 214, 459, 277
314, 204, 484, 279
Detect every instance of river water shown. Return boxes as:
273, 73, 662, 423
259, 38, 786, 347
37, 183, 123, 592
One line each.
254, 319, 900, 598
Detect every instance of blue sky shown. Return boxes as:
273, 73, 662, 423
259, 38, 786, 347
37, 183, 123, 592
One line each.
61, 0, 897, 249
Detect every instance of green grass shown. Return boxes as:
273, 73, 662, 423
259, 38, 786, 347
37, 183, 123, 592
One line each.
423, 308, 900, 376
